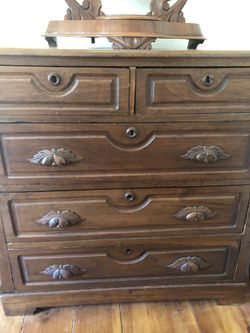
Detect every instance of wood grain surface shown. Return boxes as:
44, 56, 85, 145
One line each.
1, 301, 250, 333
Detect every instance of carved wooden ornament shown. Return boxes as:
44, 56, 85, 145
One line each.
181, 146, 231, 163
41, 264, 86, 280
28, 148, 83, 167
36, 210, 84, 229
167, 256, 210, 273
149, 0, 187, 22
175, 206, 216, 223
65, 0, 104, 20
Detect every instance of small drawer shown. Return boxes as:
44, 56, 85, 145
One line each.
1, 123, 250, 185
9, 237, 240, 291
0, 66, 129, 116
1, 186, 248, 242
137, 68, 250, 115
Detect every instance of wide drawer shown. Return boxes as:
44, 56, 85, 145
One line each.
1, 186, 248, 242
9, 238, 241, 291
0, 67, 129, 116
136, 68, 250, 115
1, 123, 250, 186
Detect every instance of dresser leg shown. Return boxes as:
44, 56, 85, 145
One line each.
188, 39, 205, 49
45, 36, 58, 48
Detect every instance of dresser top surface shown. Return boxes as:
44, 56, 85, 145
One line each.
0, 48, 250, 58
0, 48, 250, 67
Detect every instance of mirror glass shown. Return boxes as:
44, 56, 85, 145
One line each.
101, 0, 151, 15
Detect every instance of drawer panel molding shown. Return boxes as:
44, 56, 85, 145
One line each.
2, 125, 249, 183
137, 68, 250, 115
1, 187, 248, 242
9, 239, 239, 291
0, 67, 130, 116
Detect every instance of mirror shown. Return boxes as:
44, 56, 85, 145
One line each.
101, 0, 150, 15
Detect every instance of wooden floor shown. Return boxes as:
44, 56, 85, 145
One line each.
1, 301, 250, 333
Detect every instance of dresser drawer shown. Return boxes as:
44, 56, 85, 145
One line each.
9, 238, 240, 291
1, 186, 248, 242
0, 67, 129, 116
137, 68, 250, 115
1, 124, 249, 184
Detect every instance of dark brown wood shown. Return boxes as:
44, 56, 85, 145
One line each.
45, 0, 204, 50
0, 67, 129, 116
1, 50, 250, 316
1, 284, 248, 316
0, 186, 248, 243
0, 216, 14, 293
136, 68, 250, 115
1, 124, 249, 186
7, 237, 241, 292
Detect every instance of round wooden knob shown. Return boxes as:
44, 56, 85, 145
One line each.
48, 73, 61, 86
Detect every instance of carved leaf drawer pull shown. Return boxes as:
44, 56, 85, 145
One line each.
40, 264, 86, 280
175, 206, 216, 223
167, 256, 210, 273
181, 146, 230, 163
28, 148, 83, 166
36, 210, 84, 229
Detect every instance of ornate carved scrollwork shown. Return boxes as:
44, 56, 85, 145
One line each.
108, 37, 156, 50
28, 148, 83, 167
175, 206, 216, 223
65, 0, 104, 20
167, 256, 210, 273
40, 264, 85, 280
181, 146, 231, 163
36, 210, 84, 229
149, 0, 187, 22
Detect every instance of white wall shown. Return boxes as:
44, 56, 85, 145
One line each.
0, 0, 249, 50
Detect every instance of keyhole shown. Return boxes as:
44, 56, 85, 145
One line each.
124, 192, 136, 202
126, 127, 138, 139
48, 73, 61, 86
202, 75, 215, 86
126, 249, 132, 255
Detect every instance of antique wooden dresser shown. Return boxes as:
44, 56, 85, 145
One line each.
1, 49, 250, 315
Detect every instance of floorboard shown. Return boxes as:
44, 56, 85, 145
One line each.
21, 307, 73, 333
0, 301, 250, 333
191, 301, 248, 333
0, 303, 24, 333
74, 304, 122, 333
121, 302, 201, 333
